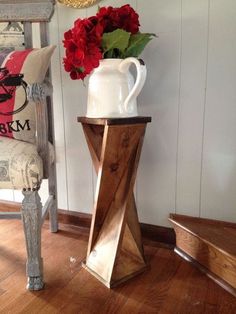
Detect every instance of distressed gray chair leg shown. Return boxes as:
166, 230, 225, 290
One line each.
21, 189, 44, 290
48, 164, 58, 233
49, 199, 58, 233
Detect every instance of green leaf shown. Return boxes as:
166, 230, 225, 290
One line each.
102, 29, 131, 54
104, 49, 115, 58
124, 33, 156, 58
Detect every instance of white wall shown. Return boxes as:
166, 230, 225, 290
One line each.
3, 0, 236, 227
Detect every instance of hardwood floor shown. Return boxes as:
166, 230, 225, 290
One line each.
0, 220, 236, 314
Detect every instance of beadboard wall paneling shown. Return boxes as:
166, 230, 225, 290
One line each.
49, 7, 69, 210
55, 4, 94, 213
200, 0, 236, 222
175, 0, 209, 216
137, 0, 181, 226
1, 0, 236, 227
86, 0, 138, 203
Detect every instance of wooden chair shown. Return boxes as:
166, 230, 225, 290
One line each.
0, 0, 57, 290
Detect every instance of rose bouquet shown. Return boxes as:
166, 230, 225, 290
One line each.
63, 4, 155, 80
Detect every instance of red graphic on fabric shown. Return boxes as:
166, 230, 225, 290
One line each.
0, 49, 32, 138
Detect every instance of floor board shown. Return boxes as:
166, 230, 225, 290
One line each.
0, 220, 236, 314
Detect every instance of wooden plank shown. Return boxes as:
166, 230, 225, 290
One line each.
57, 0, 92, 215
176, 0, 209, 216
169, 214, 236, 256
48, 7, 68, 211
82, 121, 148, 287
175, 247, 236, 298
0, 200, 21, 212
78, 116, 151, 126
0, 1, 55, 22
81, 124, 104, 173
23, 22, 32, 48
1, 220, 236, 312
87, 124, 145, 253
0, 212, 21, 219
136, 0, 181, 228
170, 213, 236, 229
0, 200, 176, 244
170, 214, 236, 289
39, 21, 48, 47
200, 0, 236, 223
41, 194, 53, 225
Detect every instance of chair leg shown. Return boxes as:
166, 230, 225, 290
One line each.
21, 189, 44, 290
48, 161, 58, 233
49, 199, 58, 233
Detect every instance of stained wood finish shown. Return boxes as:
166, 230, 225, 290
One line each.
0, 202, 176, 245
79, 118, 151, 288
77, 116, 152, 126
175, 247, 236, 298
169, 213, 236, 293
0, 200, 21, 212
57, 209, 176, 246
0, 220, 236, 313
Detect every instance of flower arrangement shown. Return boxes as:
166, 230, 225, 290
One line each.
63, 4, 155, 80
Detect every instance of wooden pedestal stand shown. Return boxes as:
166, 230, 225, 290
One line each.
78, 116, 151, 288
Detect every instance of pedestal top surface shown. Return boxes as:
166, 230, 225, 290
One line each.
77, 116, 151, 126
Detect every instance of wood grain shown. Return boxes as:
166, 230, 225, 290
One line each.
169, 214, 236, 292
0, 201, 176, 245
1, 220, 236, 313
0, 200, 21, 212
0, 0, 55, 22
79, 119, 150, 287
78, 116, 152, 126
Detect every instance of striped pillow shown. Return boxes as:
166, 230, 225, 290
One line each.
0, 45, 55, 143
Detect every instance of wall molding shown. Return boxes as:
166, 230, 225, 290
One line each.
0, 200, 21, 212
0, 201, 176, 246
58, 209, 176, 246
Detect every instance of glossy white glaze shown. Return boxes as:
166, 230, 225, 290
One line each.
86, 58, 147, 118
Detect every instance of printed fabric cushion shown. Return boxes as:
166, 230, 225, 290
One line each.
0, 136, 43, 190
0, 45, 55, 143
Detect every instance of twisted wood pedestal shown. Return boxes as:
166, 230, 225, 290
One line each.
78, 117, 151, 288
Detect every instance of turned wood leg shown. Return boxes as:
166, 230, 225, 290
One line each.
21, 190, 44, 290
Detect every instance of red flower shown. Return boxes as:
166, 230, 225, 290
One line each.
116, 5, 140, 34
63, 15, 102, 80
96, 4, 140, 34
62, 4, 143, 80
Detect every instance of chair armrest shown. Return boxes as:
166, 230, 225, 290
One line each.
26, 79, 53, 178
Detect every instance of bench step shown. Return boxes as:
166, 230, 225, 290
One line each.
169, 214, 236, 296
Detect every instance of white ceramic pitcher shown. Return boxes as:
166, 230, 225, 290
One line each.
86, 57, 147, 118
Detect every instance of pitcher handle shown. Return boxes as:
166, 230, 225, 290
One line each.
119, 57, 147, 114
